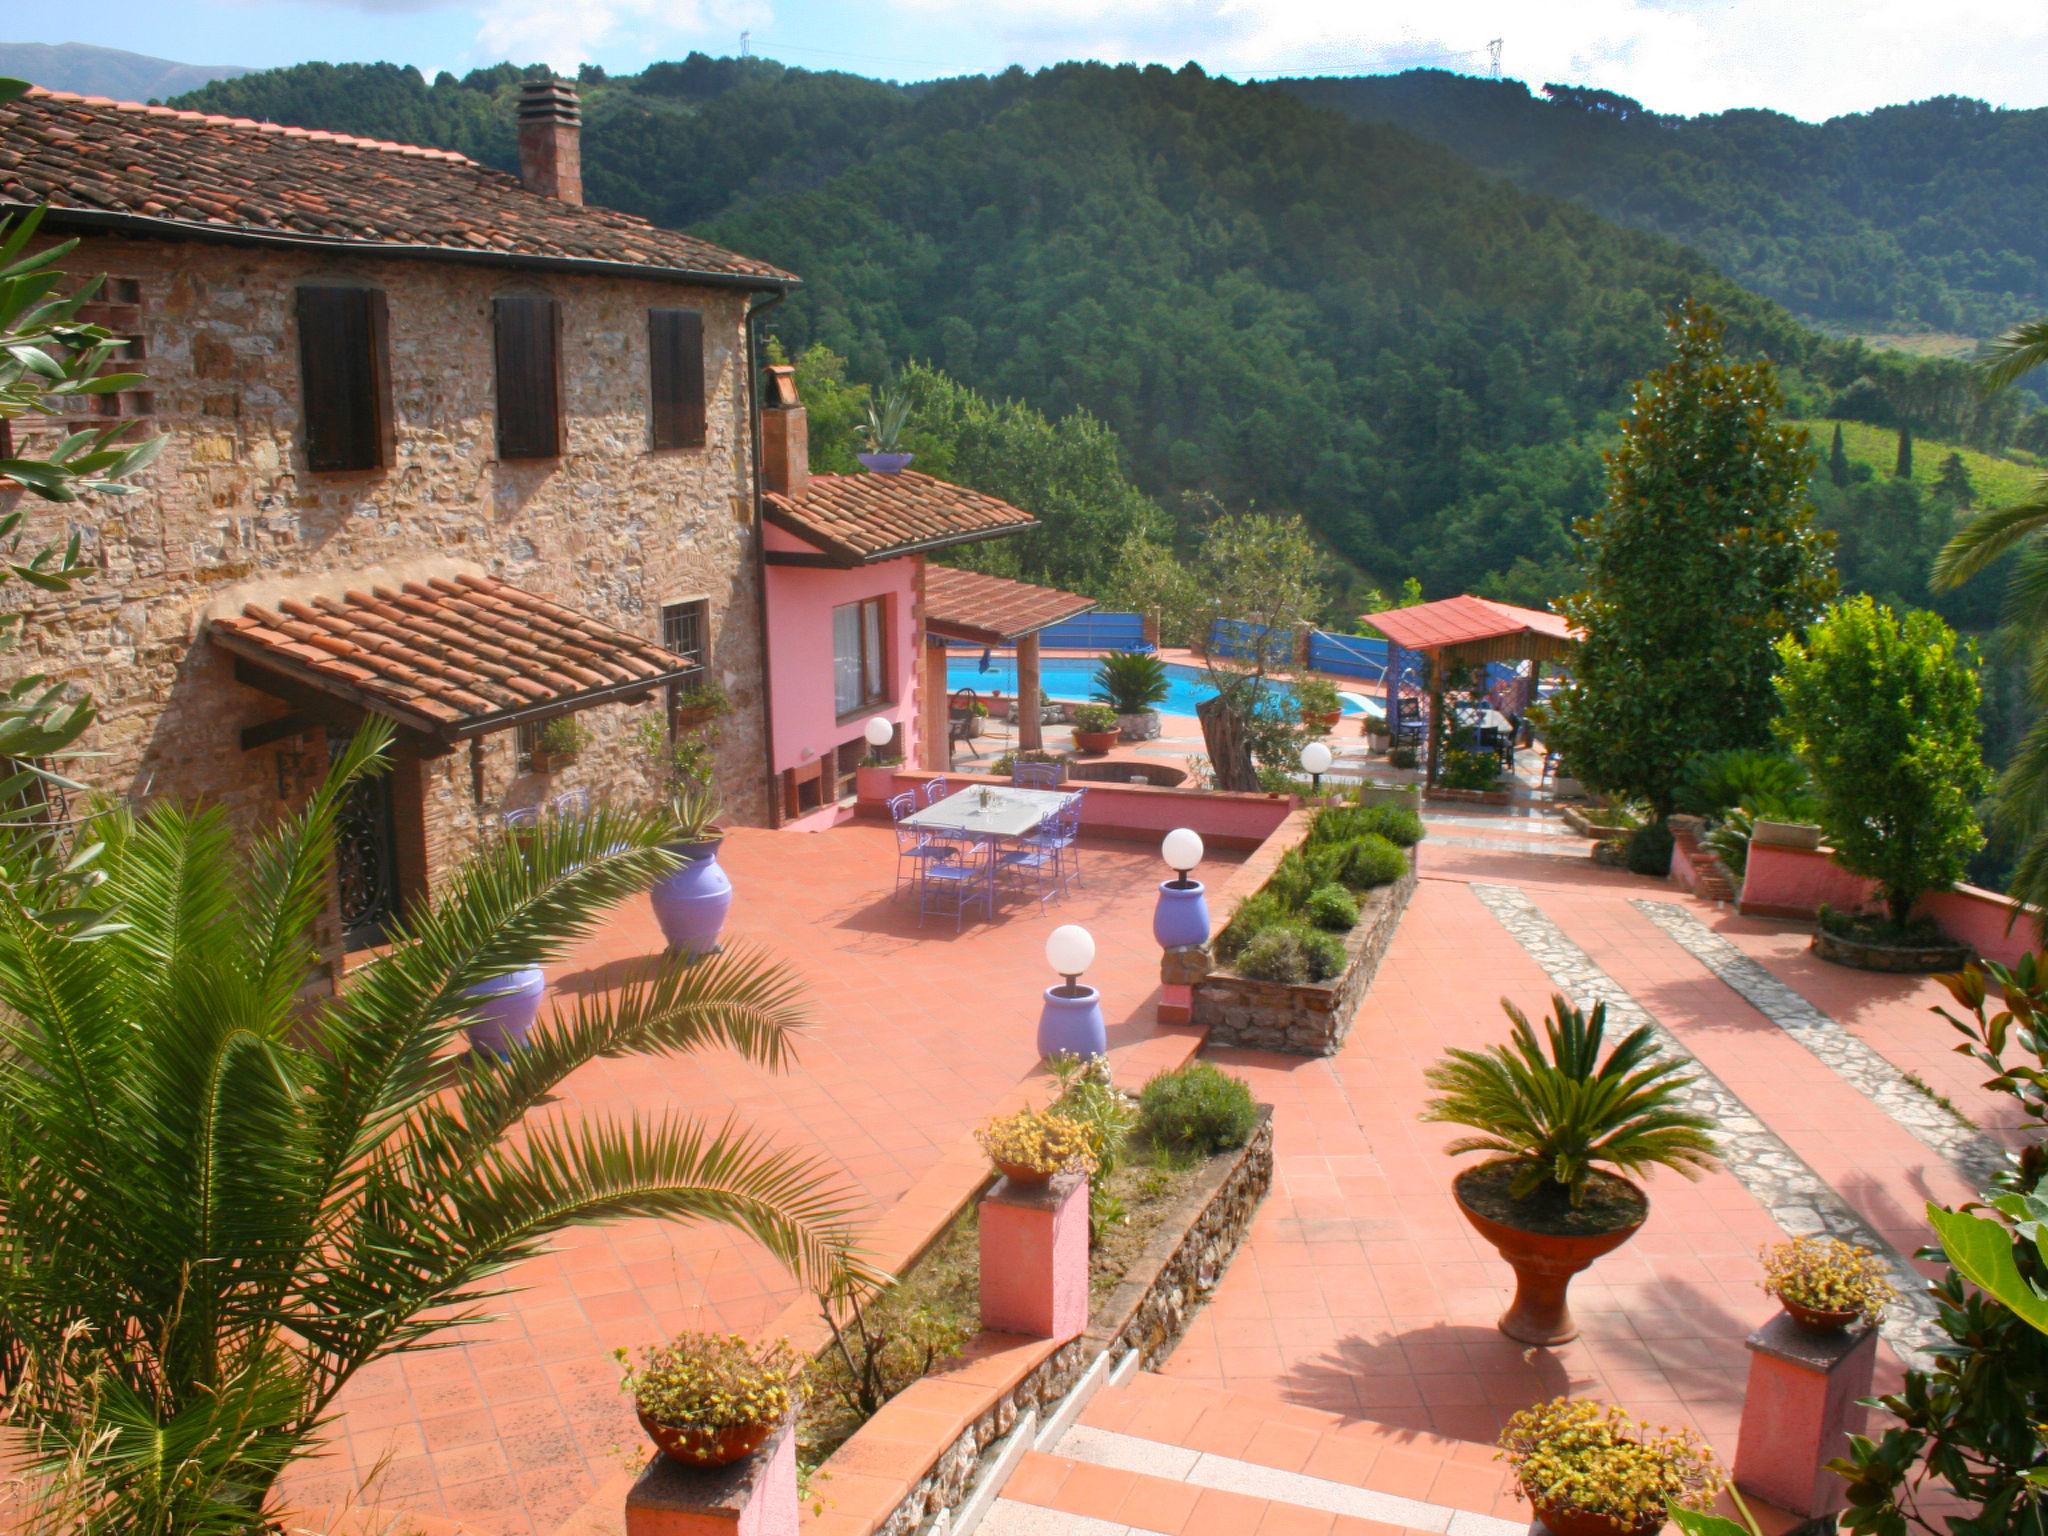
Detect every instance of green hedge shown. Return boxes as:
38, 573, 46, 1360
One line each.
1216, 800, 1419, 977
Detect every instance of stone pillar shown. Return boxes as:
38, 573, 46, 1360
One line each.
625, 1417, 797, 1536
1158, 942, 1211, 1026
979, 1172, 1089, 1343
1017, 633, 1043, 752
1733, 1313, 1878, 1520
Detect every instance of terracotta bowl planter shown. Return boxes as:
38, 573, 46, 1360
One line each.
1454, 1165, 1647, 1346
637, 1412, 775, 1468
1779, 1297, 1863, 1334
1072, 729, 1120, 755
993, 1158, 1055, 1187
1531, 1500, 1663, 1536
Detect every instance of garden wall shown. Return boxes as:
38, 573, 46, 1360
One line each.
1191, 850, 1418, 1054
1738, 842, 2040, 969
855, 768, 1295, 849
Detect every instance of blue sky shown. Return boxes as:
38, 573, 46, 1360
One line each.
13, 0, 2048, 121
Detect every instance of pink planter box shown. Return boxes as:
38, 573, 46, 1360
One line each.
979, 1172, 1089, 1343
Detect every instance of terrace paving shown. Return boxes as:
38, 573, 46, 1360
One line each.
285, 806, 2015, 1536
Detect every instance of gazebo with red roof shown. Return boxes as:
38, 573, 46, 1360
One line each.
1364, 595, 1578, 786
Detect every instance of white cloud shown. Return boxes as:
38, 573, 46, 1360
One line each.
468, 0, 770, 72
875, 0, 2048, 119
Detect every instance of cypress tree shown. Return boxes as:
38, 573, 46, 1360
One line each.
1829, 422, 1850, 486
1894, 423, 1914, 478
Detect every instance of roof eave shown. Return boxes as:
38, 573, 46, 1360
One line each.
854, 521, 1035, 565
12, 202, 802, 293
761, 504, 1035, 568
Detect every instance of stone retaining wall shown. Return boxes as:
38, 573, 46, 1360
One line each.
1192, 853, 1418, 1054
839, 1108, 1276, 1536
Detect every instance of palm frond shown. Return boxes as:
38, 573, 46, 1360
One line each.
1932, 483, 2048, 590
1978, 318, 2048, 394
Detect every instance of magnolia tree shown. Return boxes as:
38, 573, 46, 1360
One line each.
1544, 300, 1836, 815
1772, 595, 1988, 928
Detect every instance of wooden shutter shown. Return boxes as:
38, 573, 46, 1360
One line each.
648, 308, 706, 449
297, 286, 389, 472
493, 295, 561, 459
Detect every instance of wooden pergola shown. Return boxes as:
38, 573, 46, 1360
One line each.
1363, 595, 1578, 787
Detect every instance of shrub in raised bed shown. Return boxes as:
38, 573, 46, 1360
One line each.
1139, 1062, 1259, 1156
1355, 803, 1425, 848
1300, 927, 1347, 980
1305, 883, 1360, 931
1343, 833, 1407, 889
1237, 926, 1310, 982
1215, 890, 1287, 964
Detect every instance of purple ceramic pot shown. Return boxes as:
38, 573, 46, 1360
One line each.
652, 836, 733, 957
857, 451, 914, 475
1153, 879, 1210, 950
1037, 984, 1107, 1060
462, 966, 546, 1059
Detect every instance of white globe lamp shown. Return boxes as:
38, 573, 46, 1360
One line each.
1300, 740, 1333, 796
1038, 923, 1107, 1060
863, 713, 895, 763
1161, 828, 1204, 885
1045, 924, 1095, 986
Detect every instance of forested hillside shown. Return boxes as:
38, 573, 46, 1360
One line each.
171, 58, 2044, 612
1276, 71, 2048, 342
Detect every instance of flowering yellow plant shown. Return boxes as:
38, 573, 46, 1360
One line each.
1760, 1235, 1897, 1323
615, 1332, 802, 1429
1498, 1398, 1723, 1526
975, 1106, 1097, 1176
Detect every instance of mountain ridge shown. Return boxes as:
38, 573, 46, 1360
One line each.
0, 41, 249, 101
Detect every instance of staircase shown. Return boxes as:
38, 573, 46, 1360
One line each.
977, 1372, 1526, 1536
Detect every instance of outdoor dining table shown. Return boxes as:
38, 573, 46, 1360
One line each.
901, 785, 1074, 915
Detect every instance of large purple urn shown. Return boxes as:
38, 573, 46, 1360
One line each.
1152, 878, 1210, 950
651, 836, 733, 957
462, 966, 546, 1058
1037, 984, 1108, 1059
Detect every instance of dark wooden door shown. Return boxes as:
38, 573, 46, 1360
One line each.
330, 732, 399, 950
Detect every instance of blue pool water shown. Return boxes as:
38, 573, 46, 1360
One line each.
943, 655, 1374, 717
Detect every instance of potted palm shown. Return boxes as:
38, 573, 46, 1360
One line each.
1759, 1235, 1896, 1333
649, 787, 732, 957
1423, 994, 1718, 1345
617, 1332, 803, 1468
1093, 650, 1170, 741
856, 380, 913, 474
1071, 702, 1121, 755
1499, 1398, 1724, 1536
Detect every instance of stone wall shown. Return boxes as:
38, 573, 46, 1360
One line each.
1192, 852, 1418, 1054
5, 234, 771, 953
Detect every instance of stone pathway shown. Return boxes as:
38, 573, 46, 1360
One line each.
1469, 883, 1941, 1367
1634, 900, 2007, 1192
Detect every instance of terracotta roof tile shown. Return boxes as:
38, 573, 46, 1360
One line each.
209, 573, 693, 737
0, 88, 794, 287
1363, 594, 1578, 653
923, 566, 1096, 645
764, 470, 1034, 565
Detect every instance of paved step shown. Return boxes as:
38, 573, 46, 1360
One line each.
980, 1373, 1524, 1536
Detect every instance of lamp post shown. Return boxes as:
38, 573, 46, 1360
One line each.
1152, 827, 1210, 950
1300, 740, 1333, 798
1037, 923, 1107, 1060
863, 713, 895, 765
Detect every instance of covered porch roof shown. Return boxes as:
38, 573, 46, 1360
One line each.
208, 572, 694, 742
922, 566, 1097, 646
1364, 594, 1577, 672
763, 470, 1035, 567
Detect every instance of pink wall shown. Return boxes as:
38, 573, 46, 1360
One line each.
762, 526, 919, 775
856, 769, 1295, 850
1739, 841, 2042, 969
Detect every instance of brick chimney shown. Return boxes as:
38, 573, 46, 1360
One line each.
760, 364, 809, 496
517, 77, 583, 205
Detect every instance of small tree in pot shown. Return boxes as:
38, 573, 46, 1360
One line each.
1070, 702, 1121, 754
1424, 994, 1718, 1344
1093, 650, 1170, 740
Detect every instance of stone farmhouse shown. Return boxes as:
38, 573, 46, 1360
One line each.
0, 77, 1088, 965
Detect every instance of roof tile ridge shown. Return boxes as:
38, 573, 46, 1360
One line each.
24, 84, 476, 165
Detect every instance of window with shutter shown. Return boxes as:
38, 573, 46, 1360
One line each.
493, 294, 561, 460
296, 285, 390, 472
648, 308, 706, 450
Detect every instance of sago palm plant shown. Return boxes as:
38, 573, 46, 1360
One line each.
0, 722, 871, 1534
1422, 994, 1718, 1206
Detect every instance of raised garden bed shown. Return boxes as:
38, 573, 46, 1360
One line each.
1194, 849, 1417, 1054
1812, 925, 1971, 973
1561, 805, 1635, 843
1068, 759, 1188, 788
1424, 785, 1514, 806
803, 1109, 1274, 1535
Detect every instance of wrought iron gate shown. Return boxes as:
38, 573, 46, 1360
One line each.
329, 732, 398, 949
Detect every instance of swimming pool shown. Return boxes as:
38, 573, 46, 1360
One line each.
942, 654, 1376, 718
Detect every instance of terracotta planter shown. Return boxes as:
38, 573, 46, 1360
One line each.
1073, 729, 1120, 754
529, 749, 576, 774
637, 1411, 775, 1468
1454, 1166, 1646, 1346
1310, 710, 1342, 730
1531, 1500, 1662, 1536
993, 1158, 1055, 1187
1779, 1297, 1863, 1333
1811, 926, 1971, 974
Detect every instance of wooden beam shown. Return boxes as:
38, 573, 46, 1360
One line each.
240, 712, 317, 752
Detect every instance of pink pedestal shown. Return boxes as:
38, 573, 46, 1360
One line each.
1733, 1313, 1877, 1519
979, 1172, 1089, 1343
1158, 984, 1193, 1025
625, 1418, 797, 1536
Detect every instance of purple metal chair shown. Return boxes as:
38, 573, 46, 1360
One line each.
918, 838, 990, 931
920, 777, 950, 806
888, 791, 955, 902
1011, 761, 1061, 790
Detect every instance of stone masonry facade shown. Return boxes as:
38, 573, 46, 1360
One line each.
6, 233, 770, 955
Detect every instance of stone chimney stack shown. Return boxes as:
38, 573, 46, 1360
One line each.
760, 364, 809, 496
516, 77, 583, 205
